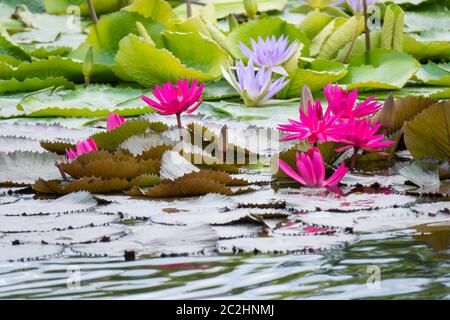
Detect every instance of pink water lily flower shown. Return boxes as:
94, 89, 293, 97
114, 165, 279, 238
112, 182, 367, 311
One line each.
141, 79, 204, 116
336, 119, 395, 154
324, 83, 382, 118
66, 138, 98, 159
106, 113, 125, 131
141, 79, 204, 141
278, 147, 348, 188
277, 99, 349, 144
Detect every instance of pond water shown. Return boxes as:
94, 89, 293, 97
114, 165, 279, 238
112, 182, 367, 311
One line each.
0, 233, 448, 299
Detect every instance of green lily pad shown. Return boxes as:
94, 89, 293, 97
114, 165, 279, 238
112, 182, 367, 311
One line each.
342, 49, 420, 90
123, 0, 179, 26
16, 85, 152, 117
403, 32, 450, 61
114, 33, 228, 86
0, 76, 74, 94
44, 0, 124, 15
69, 11, 165, 65
174, 0, 288, 20
0, 30, 31, 66
404, 101, 450, 160
415, 62, 450, 86
226, 17, 310, 59
277, 59, 347, 98
297, 10, 334, 39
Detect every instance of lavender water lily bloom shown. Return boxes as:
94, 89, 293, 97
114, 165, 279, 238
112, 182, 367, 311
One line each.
239, 35, 301, 76
334, 0, 378, 13
221, 60, 289, 107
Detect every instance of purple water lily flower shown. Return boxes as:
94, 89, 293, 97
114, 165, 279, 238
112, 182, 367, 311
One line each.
334, 0, 378, 13
239, 35, 301, 76
221, 60, 289, 107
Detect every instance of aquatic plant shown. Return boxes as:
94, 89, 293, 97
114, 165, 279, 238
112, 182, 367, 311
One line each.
106, 113, 125, 131
221, 60, 288, 107
277, 99, 349, 144
239, 35, 301, 75
324, 83, 382, 118
278, 147, 348, 188
66, 138, 98, 159
141, 79, 204, 141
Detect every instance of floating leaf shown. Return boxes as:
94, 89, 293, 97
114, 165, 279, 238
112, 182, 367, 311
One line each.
174, 0, 288, 20
44, 0, 124, 16
0, 151, 60, 185
70, 11, 165, 65
373, 96, 435, 135
298, 10, 334, 39
404, 101, 450, 160
277, 59, 347, 98
0, 212, 119, 233
342, 49, 420, 90
0, 243, 62, 262
114, 33, 229, 86
415, 62, 450, 86
17, 85, 151, 117
280, 188, 416, 212
403, 33, 450, 61
411, 202, 450, 215
71, 223, 218, 258
123, 0, 178, 26
0, 76, 74, 94
218, 233, 357, 254
0, 137, 43, 153
33, 175, 160, 194
297, 207, 450, 233
0, 225, 126, 245
0, 191, 97, 216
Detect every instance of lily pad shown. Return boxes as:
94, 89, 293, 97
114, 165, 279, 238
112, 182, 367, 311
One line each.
279, 188, 416, 212
297, 208, 450, 233
415, 62, 450, 86
218, 233, 357, 254
44, 0, 124, 16
0, 192, 97, 216
0, 212, 119, 233
404, 101, 450, 160
114, 33, 228, 86
174, 0, 288, 20
0, 225, 126, 245
0, 151, 60, 185
70, 11, 165, 65
71, 223, 218, 257
342, 49, 420, 90
0, 243, 62, 262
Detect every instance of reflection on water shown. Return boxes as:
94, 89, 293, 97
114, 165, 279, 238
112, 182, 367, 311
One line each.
0, 233, 448, 299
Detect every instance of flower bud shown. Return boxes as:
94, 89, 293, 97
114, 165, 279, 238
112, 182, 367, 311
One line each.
380, 92, 395, 129
300, 85, 313, 114
243, 0, 258, 19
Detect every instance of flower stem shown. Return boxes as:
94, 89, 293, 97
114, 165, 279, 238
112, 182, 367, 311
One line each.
362, 0, 371, 63
186, 0, 192, 18
176, 113, 184, 142
342, 22, 359, 64
350, 148, 359, 170
55, 162, 68, 181
86, 0, 98, 25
